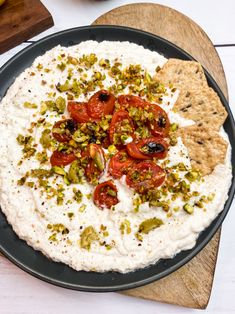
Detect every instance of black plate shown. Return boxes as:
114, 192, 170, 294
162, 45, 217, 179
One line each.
0, 25, 235, 292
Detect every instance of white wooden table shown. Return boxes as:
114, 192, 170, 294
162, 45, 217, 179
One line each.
0, 1, 235, 313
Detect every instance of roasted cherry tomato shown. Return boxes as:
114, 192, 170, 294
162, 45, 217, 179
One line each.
109, 110, 135, 146
126, 161, 165, 193
87, 90, 116, 119
108, 150, 136, 179
67, 101, 91, 123
83, 144, 106, 184
127, 137, 168, 160
118, 94, 146, 109
147, 104, 170, 137
52, 119, 77, 142
93, 180, 119, 209
118, 95, 170, 137
50, 150, 77, 166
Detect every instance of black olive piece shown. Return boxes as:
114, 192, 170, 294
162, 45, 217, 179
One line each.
158, 116, 166, 128
89, 135, 97, 143
145, 142, 165, 154
99, 92, 110, 102
66, 119, 77, 133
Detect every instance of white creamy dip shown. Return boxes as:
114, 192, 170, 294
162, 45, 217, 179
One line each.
0, 41, 232, 273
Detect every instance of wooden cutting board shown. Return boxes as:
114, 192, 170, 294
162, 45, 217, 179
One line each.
93, 3, 228, 309
0, 0, 54, 54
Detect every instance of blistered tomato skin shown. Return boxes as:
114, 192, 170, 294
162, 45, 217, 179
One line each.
93, 180, 119, 209
126, 161, 166, 193
87, 90, 116, 119
108, 150, 136, 179
67, 101, 92, 123
109, 110, 135, 146
127, 137, 168, 160
50, 150, 77, 166
118, 94, 146, 109
147, 104, 170, 137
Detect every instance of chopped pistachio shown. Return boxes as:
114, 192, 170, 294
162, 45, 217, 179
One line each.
185, 170, 200, 182
36, 151, 48, 163
24, 101, 37, 109
17, 176, 27, 186
67, 212, 74, 219
106, 188, 117, 197
170, 123, 178, 132
68, 56, 78, 65
57, 62, 66, 71
52, 166, 66, 176
138, 218, 163, 234
47, 223, 69, 234
48, 233, 57, 242
68, 160, 84, 184
16, 134, 33, 145
133, 196, 142, 212
80, 226, 99, 250
195, 201, 204, 208
108, 144, 117, 155
40, 129, 52, 148
120, 219, 131, 235
207, 193, 215, 201
31, 168, 52, 178
183, 203, 194, 214
79, 204, 86, 212
135, 232, 143, 242
73, 188, 83, 203
56, 80, 72, 93
93, 151, 105, 171
55, 96, 66, 114
40, 102, 48, 115
170, 135, 178, 146
176, 163, 188, 171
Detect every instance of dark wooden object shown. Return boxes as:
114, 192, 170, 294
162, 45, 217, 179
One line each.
0, 0, 53, 54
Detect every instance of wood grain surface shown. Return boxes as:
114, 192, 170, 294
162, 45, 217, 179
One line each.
93, 3, 228, 309
0, 0, 54, 54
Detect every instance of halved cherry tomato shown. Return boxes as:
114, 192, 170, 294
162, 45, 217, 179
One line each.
127, 137, 168, 160
87, 90, 116, 119
67, 101, 91, 123
118, 94, 146, 109
50, 150, 77, 166
108, 150, 136, 179
118, 95, 170, 137
109, 110, 135, 145
83, 144, 106, 184
52, 119, 77, 142
147, 104, 170, 137
126, 161, 165, 193
93, 180, 119, 209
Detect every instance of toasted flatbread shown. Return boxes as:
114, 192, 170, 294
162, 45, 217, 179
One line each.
155, 59, 208, 90
178, 125, 228, 176
174, 86, 227, 130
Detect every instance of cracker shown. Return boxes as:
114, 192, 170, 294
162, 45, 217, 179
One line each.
174, 86, 227, 130
178, 125, 228, 176
155, 59, 207, 90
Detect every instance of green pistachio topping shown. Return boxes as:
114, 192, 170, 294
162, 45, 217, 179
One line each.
24, 101, 38, 109
120, 220, 131, 235
183, 203, 194, 214
80, 226, 99, 250
138, 218, 163, 234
